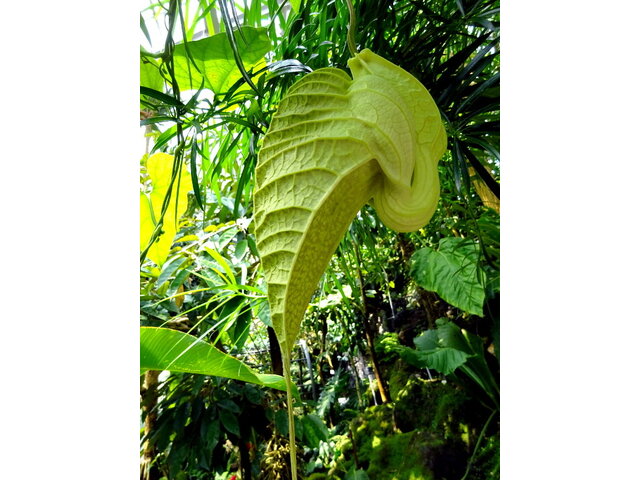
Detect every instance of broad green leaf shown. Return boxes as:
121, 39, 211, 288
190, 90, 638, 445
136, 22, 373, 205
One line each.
219, 409, 240, 436
172, 27, 271, 94
413, 329, 438, 351
140, 153, 192, 267
410, 237, 486, 316
140, 327, 288, 392
254, 49, 447, 360
414, 320, 499, 405
300, 414, 330, 448
418, 347, 471, 375
140, 57, 164, 91
378, 332, 469, 375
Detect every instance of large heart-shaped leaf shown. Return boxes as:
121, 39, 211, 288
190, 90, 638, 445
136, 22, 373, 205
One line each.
410, 237, 486, 316
253, 48, 447, 478
254, 48, 447, 361
172, 27, 271, 94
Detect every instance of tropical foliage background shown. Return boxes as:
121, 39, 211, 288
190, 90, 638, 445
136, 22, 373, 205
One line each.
139, 0, 500, 479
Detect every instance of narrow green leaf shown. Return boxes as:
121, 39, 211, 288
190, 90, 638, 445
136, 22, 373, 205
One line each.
140, 327, 288, 392
140, 14, 152, 46
189, 139, 204, 210
167, 268, 191, 297
150, 125, 179, 153
205, 247, 237, 285
140, 86, 184, 108
156, 255, 187, 287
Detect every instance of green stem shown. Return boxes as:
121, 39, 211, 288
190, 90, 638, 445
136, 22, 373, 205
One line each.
460, 409, 498, 480
346, 0, 357, 56
283, 351, 298, 480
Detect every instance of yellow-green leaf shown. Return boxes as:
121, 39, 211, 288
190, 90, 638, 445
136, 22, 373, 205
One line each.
254, 49, 447, 358
140, 327, 288, 392
140, 56, 164, 91
172, 27, 271, 94
140, 153, 192, 267
289, 0, 301, 13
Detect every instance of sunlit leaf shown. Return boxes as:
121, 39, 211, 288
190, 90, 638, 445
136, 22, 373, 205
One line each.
140, 153, 192, 267
172, 27, 272, 94
289, 0, 301, 13
140, 327, 288, 392
140, 57, 164, 92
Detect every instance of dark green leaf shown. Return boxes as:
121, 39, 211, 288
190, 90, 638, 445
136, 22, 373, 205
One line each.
140, 86, 184, 108
189, 139, 204, 210
301, 413, 330, 448
345, 466, 370, 480
219, 409, 240, 436
410, 237, 486, 316
217, 398, 241, 414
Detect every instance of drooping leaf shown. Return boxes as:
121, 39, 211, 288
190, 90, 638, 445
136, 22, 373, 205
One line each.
254, 49, 447, 360
416, 346, 471, 375
172, 27, 271, 94
410, 237, 486, 316
140, 153, 192, 267
140, 327, 288, 392
413, 320, 499, 405
254, 48, 447, 480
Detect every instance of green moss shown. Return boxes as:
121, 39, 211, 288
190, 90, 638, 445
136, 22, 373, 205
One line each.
366, 430, 434, 480
394, 376, 468, 438
335, 405, 430, 480
466, 433, 500, 480
332, 385, 476, 480
387, 359, 413, 401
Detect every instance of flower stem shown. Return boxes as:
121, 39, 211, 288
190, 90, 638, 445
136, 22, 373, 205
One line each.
283, 352, 298, 480
346, 0, 358, 56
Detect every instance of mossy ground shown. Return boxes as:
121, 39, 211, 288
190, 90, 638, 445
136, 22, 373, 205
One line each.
327, 363, 498, 480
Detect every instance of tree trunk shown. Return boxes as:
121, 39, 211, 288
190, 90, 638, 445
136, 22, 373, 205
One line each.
360, 312, 390, 403
351, 238, 390, 403
140, 370, 160, 480
267, 326, 283, 376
